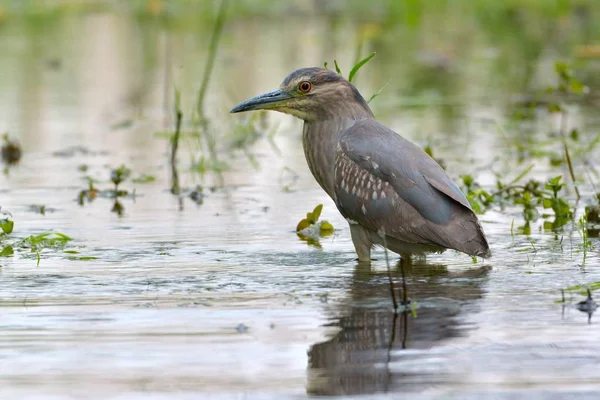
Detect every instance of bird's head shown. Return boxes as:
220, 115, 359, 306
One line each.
231, 67, 373, 121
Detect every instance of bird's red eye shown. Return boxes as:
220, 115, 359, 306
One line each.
299, 81, 312, 93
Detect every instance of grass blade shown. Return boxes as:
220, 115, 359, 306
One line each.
368, 79, 390, 104
349, 52, 375, 83
196, 0, 229, 118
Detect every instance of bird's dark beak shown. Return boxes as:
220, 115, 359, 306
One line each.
230, 89, 292, 113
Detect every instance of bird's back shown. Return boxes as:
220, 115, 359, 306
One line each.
333, 119, 491, 258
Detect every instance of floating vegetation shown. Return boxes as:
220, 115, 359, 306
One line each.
463, 174, 574, 233
77, 177, 99, 205
110, 165, 131, 194
296, 204, 334, 247
1, 133, 22, 166
0, 208, 14, 235
28, 204, 51, 215
20, 232, 74, 266
0, 211, 75, 265
76, 165, 143, 217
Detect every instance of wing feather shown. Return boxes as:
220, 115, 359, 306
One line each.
333, 119, 490, 257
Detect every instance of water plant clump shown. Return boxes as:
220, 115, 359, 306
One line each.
462, 174, 574, 232
296, 204, 335, 247
0, 209, 76, 265
1, 133, 22, 166
76, 165, 141, 216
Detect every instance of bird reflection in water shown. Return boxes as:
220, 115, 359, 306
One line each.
307, 261, 490, 396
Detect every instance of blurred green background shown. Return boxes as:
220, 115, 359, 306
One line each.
1, 0, 599, 184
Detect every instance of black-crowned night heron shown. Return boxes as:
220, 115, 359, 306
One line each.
231, 67, 491, 262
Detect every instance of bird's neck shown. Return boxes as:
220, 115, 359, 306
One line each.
302, 115, 370, 198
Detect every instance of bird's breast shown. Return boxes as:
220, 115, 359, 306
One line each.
302, 122, 340, 199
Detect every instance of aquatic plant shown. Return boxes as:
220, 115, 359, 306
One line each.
110, 165, 131, 192
1, 133, 22, 169
0, 209, 14, 235
461, 173, 574, 233
0, 209, 75, 265
170, 89, 183, 196
21, 232, 73, 266
545, 61, 590, 200
76, 165, 143, 216
577, 213, 593, 268
296, 204, 334, 236
189, 0, 229, 178
296, 205, 335, 248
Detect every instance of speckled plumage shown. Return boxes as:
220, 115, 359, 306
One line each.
231, 67, 491, 262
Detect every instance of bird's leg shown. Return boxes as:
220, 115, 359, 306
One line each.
349, 224, 373, 263
398, 257, 410, 306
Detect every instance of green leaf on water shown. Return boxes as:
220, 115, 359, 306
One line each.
68, 256, 98, 261
306, 212, 313, 223
320, 221, 334, 236
542, 198, 552, 209
348, 52, 375, 83
311, 204, 323, 223
296, 219, 310, 232
0, 246, 14, 257
0, 219, 14, 234
110, 165, 131, 186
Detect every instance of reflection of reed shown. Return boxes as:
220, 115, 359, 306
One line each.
307, 262, 490, 396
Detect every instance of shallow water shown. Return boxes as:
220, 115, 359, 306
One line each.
1, 5, 600, 400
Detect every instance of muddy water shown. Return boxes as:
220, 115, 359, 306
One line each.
1, 9, 600, 400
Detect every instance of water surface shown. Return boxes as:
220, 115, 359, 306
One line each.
1, 4, 600, 399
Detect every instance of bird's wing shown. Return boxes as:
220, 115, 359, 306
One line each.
333, 119, 487, 253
